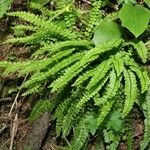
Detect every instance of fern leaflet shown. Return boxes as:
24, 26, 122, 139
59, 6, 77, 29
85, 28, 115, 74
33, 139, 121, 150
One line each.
122, 69, 138, 117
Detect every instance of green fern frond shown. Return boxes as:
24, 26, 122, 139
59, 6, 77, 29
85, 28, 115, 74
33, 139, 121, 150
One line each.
33, 40, 93, 56
0, 0, 13, 18
47, 5, 74, 23
94, 70, 121, 106
125, 57, 150, 93
124, 115, 134, 150
122, 69, 138, 117
103, 12, 119, 22
97, 100, 114, 127
29, 99, 54, 123
5, 31, 51, 44
57, 86, 85, 136
84, 0, 102, 38
64, 11, 77, 30
55, 0, 73, 9
0, 61, 12, 68
29, 2, 54, 17
129, 66, 149, 93
7, 11, 49, 27
76, 76, 109, 112
22, 85, 42, 96
50, 40, 122, 92
140, 87, 150, 150
103, 129, 121, 150
73, 68, 97, 87
23, 52, 84, 88
20, 49, 75, 74
112, 52, 125, 76
2, 49, 75, 76
55, 97, 72, 136
12, 25, 37, 32
2, 61, 32, 76
7, 11, 76, 39
62, 100, 79, 136
130, 41, 148, 63
70, 113, 90, 150
86, 58, 112, 91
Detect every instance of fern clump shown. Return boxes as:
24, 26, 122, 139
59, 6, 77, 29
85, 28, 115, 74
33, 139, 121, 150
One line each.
0, 0, 13, 18
0, 0, 150, 149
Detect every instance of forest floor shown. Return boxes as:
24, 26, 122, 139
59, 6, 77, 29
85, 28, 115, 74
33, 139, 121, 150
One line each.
0, 0, 146, 150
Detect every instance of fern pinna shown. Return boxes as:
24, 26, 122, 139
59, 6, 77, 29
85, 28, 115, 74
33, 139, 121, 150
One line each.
0, 1, 150, 149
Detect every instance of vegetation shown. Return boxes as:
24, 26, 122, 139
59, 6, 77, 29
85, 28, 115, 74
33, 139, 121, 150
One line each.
0, 0, 150, 149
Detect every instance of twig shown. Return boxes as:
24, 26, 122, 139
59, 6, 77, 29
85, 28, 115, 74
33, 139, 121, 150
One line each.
8, 92, 20, 117
9, 113, 18, 150
0, 75, 27, 138
0, 116, 12, 120
82, 0, 91, 4
0, 97, 12, 102
0, 124, 7, 134
8, 76, 27, 149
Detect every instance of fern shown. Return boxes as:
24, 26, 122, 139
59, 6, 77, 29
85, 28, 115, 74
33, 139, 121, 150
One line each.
33, 40, 93, 56
124, 115, 134, 150
69, 113, 90, 150
22, 52, 84, 89
64, 11, 77, 30
140, 87, 150, 150
29, 2, 55, 17
0, 0, 13, 18
73, 68, 96, 86
7, 11, 76, 40
112, 52, 125, 76
86, 58, 112, 90
0, 2, 150, 150
76, 75, 109, 112
12, 25, 37, 32
50, 39, 122, 92
125, 57, 150, 93
61, 100, 80, 136
130, 41, 148, 63
55, 97, 72, 136
22, 85, 42, 96
95, 70, 121, 106
84, 0, 102, 38
97, 100, 115, 128
103, 129, 121, 150
55, 0, 73, 9
122, 69, 138, 117
1, 49, 75, 76
29, 99, 55, 123
103, 12, 119, 22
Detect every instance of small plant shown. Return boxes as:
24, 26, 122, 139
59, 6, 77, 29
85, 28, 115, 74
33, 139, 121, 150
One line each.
0, 0, 13, 18
0, 0, 150, 149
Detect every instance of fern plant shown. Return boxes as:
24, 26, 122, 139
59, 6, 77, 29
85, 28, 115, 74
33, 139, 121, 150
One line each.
0, 0, 150, 149
0, 0, 13, 18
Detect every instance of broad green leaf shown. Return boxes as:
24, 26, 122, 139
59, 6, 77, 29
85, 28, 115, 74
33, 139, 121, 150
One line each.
119, 4, 150, 37
145, 0, 150, 8
93, 20, 122, 46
